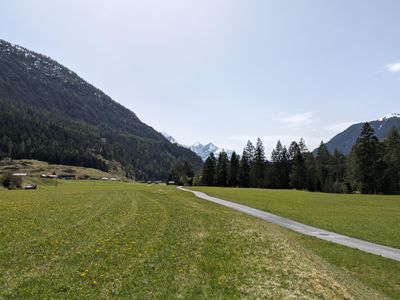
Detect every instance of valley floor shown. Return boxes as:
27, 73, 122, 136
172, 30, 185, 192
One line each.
180, 186, 400, 261
0, 181, 397, 298
189, 186, 400, 298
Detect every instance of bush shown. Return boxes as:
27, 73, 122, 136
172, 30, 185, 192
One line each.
1, 172, 22, 189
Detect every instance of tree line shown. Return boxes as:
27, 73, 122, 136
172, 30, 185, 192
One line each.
0, 99, 202, 180
199, 123, 400, 194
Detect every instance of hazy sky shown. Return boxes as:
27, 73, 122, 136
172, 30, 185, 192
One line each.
1, 0, 399, 154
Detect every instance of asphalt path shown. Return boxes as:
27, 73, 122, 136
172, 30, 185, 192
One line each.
178, 186, 400, 262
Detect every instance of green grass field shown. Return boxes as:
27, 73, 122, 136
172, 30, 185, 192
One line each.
189, 187, 400, 249
0, 182, 398, 298
189, 186, 400, 298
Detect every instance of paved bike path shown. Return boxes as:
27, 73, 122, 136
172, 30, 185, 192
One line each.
177, 186, 400, 262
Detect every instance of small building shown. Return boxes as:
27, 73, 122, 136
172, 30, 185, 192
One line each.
41, 174, 58, 179
58, 174, 76, 180
12, 173, 27, 177
167, 181, 175, 185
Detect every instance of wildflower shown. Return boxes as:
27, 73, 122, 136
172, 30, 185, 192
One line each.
80, 269, 89, 278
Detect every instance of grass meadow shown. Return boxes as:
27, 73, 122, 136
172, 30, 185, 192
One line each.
189, 187, 400, 248
190, 186, 400, 298
0, 181, 398, 298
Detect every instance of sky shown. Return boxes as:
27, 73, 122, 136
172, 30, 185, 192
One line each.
1, 0, 400, 155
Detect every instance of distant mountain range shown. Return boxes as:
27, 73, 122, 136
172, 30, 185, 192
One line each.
0, 39, 202, 179
322, 113, 400, 154
190, 142, 234, 161
161, 132, 233, 161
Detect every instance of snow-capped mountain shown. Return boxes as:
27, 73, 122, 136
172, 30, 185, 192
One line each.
379, 113, 400, 121
190, 142, 233, 161
318, 113, 400, 155
161, 132, 233, 161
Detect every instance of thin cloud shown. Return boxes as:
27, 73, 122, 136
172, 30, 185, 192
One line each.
386, 61, 400, 73
281, 112, 314, 128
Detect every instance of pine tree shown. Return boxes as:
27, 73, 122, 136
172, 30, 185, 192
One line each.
353, 123, 381, 194
228, 151, 240, 187
315, 142, 332, 192
299, 138, 308, 153
251, 138, 266, 187
382, 127, 400, 194
331, 150, 346, 183
270, 141, 290, 188
202, 153, 216, 186
244, 140, 255, 162
329, 149, 349, 193
215, 151, 228, 186
239, 144, 252, 187
289, 141, 306, 190
304, 152, 317, 191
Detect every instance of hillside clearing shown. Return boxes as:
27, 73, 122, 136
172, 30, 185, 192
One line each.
0, 159, 126, 181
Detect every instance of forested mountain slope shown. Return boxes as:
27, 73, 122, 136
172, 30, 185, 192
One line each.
323, 114, 400, 155
0, 40, 202, 179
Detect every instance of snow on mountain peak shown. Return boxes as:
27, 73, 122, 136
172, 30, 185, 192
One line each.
190, 142, 233, 161
160, 132, 233, 161
379, 113, 400, 121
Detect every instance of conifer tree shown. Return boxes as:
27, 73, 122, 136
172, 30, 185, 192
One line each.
383, 127, 400, 194
304, 152, 317, 191
215, 151, 228, 186
202, 153, 216, 186
331, 150, 346, 183
289, 141, 306, 190
251, 138, 266, 187
299, 138, 308, 153
270, 141, 290, 188
198, 125, 400, 195
315, 142, 332, 191
228, 151, 240, 187
239, 143, 252, 187
353, 123, 381, 194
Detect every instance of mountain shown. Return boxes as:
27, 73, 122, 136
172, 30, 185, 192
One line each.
322, 113, 400, 155
0, 39, 202, 179
160, 133, 233, 161
160, 132, 179, 145
190, 142, 234, 161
